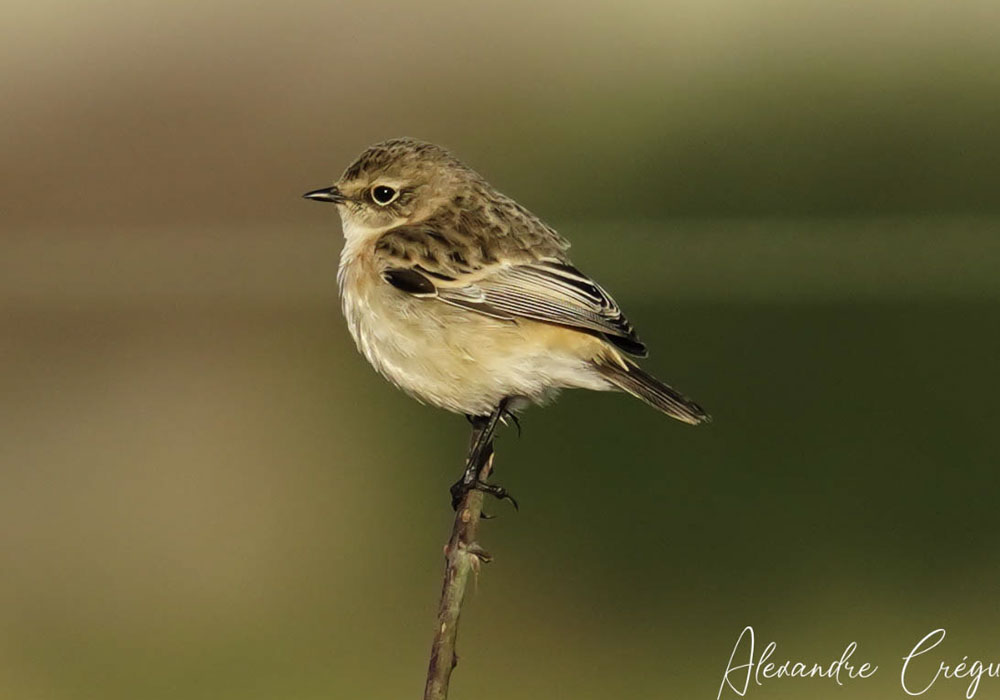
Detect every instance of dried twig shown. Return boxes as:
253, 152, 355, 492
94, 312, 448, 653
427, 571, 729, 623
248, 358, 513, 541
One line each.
423, 446, 496, 700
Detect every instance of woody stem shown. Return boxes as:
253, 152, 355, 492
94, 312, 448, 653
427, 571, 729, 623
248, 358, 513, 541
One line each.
422, 432, 498, 700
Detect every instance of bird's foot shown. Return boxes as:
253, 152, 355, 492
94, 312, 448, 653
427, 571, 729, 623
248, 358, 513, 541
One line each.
450, 478, 519, 512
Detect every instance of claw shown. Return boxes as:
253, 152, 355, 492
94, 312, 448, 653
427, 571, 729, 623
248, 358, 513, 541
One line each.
503, 409, 522, 437
475, 480, 519, 511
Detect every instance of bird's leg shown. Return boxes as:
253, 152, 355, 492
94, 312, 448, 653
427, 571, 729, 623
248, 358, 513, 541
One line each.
450, 398, 516, 510
463, 398, 508, 485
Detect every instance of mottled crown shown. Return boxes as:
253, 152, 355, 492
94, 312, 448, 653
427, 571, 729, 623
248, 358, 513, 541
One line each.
339, 138, 474, 185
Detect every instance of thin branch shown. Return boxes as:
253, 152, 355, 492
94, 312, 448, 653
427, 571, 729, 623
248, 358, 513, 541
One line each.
423, 448, 496, 700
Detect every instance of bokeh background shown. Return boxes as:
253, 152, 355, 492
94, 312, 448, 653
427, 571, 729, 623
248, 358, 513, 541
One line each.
2, 1, 999, 698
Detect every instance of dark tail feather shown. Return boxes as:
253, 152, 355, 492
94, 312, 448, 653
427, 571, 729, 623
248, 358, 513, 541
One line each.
596, 361, 710, 425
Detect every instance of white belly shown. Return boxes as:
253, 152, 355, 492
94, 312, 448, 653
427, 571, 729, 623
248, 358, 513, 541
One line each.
337, 255, 610, 416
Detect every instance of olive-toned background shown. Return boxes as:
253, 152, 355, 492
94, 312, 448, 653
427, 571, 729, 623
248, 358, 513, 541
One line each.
2, 2, 998, 699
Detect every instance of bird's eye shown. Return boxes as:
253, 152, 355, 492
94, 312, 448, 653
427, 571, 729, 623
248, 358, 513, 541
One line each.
371, 185, 398, 205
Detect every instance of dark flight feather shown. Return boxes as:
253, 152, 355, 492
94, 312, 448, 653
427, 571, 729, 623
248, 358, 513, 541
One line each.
382, 268, 436, 296
595, 361, 710, 425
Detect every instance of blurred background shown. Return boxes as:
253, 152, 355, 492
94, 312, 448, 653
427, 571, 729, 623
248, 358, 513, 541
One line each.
2, 1, 999, 698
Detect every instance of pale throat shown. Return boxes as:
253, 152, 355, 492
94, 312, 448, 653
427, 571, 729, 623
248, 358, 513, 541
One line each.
336, 212, 400, 272
339, 211, 400, 243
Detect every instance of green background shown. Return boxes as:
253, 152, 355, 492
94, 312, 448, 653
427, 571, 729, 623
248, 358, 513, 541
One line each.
2, 2, 999, 698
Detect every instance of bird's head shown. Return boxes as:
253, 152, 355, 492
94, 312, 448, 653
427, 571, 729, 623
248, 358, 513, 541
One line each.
304, 137, 477, 238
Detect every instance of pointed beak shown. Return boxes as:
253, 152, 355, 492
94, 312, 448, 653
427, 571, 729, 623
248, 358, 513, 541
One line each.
302, 185, 346, 204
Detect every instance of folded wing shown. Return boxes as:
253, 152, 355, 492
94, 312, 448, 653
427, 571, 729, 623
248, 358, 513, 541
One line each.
374, 225, 647, 357
436, 261, 647, 357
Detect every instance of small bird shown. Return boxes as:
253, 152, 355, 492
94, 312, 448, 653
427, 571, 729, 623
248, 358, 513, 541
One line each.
305, 138, 708, 504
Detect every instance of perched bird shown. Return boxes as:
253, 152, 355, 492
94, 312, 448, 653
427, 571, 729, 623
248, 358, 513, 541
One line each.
305, 138, 708, 504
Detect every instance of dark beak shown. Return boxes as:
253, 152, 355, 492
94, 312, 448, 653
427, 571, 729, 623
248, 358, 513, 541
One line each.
302, 185, 346, 204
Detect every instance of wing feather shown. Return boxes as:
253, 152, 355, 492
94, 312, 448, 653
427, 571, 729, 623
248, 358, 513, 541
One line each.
374, 225, 648, 356
438, 262, 646, 356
